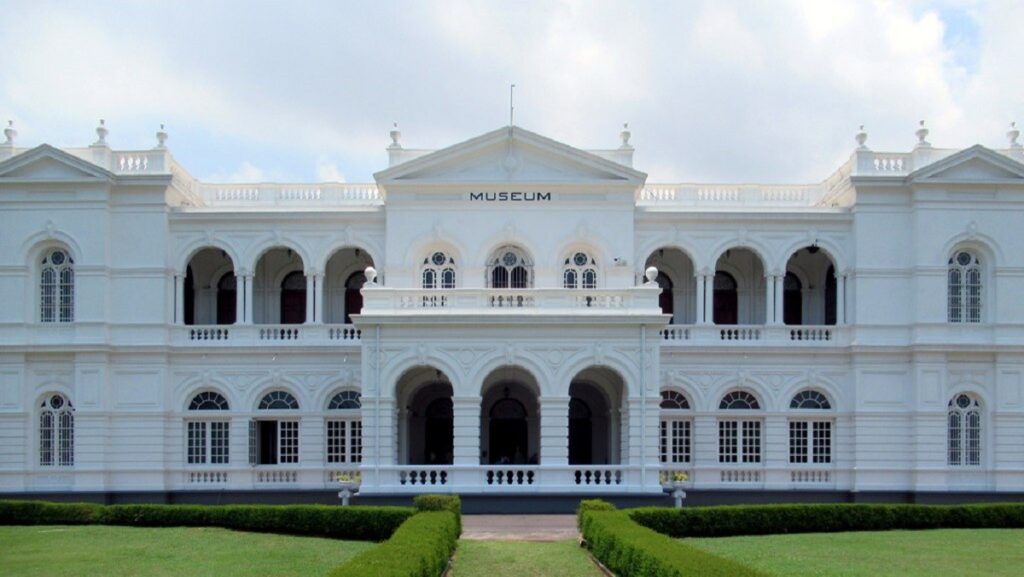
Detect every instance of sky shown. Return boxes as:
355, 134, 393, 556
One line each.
1, 0, 1020, 184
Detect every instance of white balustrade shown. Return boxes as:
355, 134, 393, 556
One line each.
175, 325, 360, 346
573, 467, 624, 486
720, 327, 761, 341
637, 184, 824, 207
197, 183, 382, 207
188, 327, 231, 341
485, 467, 536, 486
789, 327, 832, 341
660, 327, 690, 341
364, 287, 660, 315
397, 468, 449, 486
490, 293, 535, 308
255, 469, 298, 484
791, 470, 831, 484
721, 469, 761, 483
186, 470, 229, 484
328, 326, 361, 341
259, 327, 301, 341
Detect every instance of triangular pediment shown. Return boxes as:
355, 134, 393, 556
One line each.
374, 126, 646, 185
0, 144, 114, 182
908, 145, 1024, 183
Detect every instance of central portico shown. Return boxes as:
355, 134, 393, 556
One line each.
350, 126, 667, 494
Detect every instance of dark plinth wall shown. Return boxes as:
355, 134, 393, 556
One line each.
4, 490, 1024, 513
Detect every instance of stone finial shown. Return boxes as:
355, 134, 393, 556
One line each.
155, 124, 168, 149
364, 266, 378, 285
1008, 122, 1021, 149
388, 122, 402, 149
644, 266, 659, 285
620, 122, 632, 148
94, 119, 109, 146
2, 120, 15, 145
915, 119, 930, 147
855, 125, 868, 150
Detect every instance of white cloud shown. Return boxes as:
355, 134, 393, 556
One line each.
0, 0, 1018, 183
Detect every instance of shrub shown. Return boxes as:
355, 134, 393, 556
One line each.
629, 503, 1024, 538
330, 511, 459, 577
580, 509, 767, 577
0, 500, 413, 542
413, 494, 461, 535
577, 499, 616, 528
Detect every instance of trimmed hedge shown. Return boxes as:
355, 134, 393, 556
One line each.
629, 502, 1024, 538
0, 500, 413, 542
329, 510, 459, 577
413, 494, 462, 535
577, 498, 616, 528
580, 507, 767, 577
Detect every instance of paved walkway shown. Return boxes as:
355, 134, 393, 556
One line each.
461, 514, 579, 541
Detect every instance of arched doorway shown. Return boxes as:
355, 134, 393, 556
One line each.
714, 248, 766, 325
489, 398, 528, 464
280, 271, 306, 324
568, 367, 625, 465
785, 247, 838, 325
216, 273, 236, 325
344, 272, 365, 324
713, 271, 738, 325
395, 367, 454, 465
253, 247, 305, 324
645, 247, 695, 324
783, 272, 802, 325
480, 366, 540, 465
324, 247, 375, 324
182, 248, 236, 325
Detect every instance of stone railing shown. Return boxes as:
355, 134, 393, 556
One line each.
659, 325, 849, 346
638, 184, 825, 207
172, 324, 362, 346
197, 183, 382, 207
362, 287, 661, 316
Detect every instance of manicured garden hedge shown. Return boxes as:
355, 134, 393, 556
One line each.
413, 493, 462, 534
329, 510, 460, 577
0, 500, 413, 542
628, 502, 1024, 538
579, 505, 767, 577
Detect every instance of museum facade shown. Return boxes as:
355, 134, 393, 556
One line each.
1, 119, 1024, 499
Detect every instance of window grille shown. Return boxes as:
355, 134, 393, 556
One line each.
719, 390, 760, 410
422, 252, 456, 289
562, 252, 598, 289
948, 251, 982, 323
41, 249, 74, 323
660, 390, 690, 410
258, 391, 299, 410
790, 390, 831, 410
660, 419, 691, 464
719, 419, 761, 464
789, 420, 832, 464
39, 394, 73, 467
488, 246, 532, 289
947, 393, 981, 466
279, 421, 299, 464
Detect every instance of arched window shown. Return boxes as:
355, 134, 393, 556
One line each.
186, 392, 230, 465
40, 249, 74, 323
489, 246, 531, 289
39, 393, 73, 467
718, 390, 760, 464
713, 271, 738, 325
258, 391, 299, 410
344, 272, 366, 324
280, 271, 306, 325
719, 390, 760, 410
948, 251, 982, 323
660, 391, 691, 465
216, 273, 237, 325
189, 391, 230, 410
563, 252, 598, 289
422, 251, 456, 289
252, 391, 300, 466
790, 390, 831, 409
327, 391, 362, 464
788, 390, 832, 465
948, 393, 982, 466
783, 272, 802, 326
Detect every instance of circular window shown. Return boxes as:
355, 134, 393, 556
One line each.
956, 394, 971, 408
51, 251, 66, 265
49, 395, 64, 409
573, 252, 588, 266
431, 252, 446, 266
502, 252, 518, 267
956, 252, 972, 266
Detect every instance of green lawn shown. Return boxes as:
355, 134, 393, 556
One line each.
452, 540, 603, 577
0, 525, 375, 577
688, 528, 1024, 577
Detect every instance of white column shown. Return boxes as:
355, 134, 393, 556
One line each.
695, 273, 707, 324
836, 273, 846, 325
452, 396, 481, 465
243, 274, 254, 324
314, 273, 325, 324
702, 274, 713, 324
174, 274, 185, 325
539, 396, 569, 465
304, 274, 315, 324
773, 274, 785, 325
234, 274, 245, 324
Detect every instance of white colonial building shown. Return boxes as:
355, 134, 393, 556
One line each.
1, 118, 1024, 501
